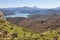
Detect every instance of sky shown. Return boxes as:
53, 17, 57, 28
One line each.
0, 0, 60, 8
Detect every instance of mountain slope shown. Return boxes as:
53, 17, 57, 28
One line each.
7, 14, 60, 32
1, 11, 60, 40
1, 19, 60, 40
0, 11, 40, 40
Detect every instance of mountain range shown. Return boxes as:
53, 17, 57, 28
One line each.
1, 7, 60, 40
2, 6, 60, 32
0, 7, 60, 16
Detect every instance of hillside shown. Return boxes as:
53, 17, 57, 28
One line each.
1, 11, 60, 40
0, 19, 39, 40
6, 17, 27, 25
0, 11, 40, 40
1, 18, 60, 40
6, 13, 60, 32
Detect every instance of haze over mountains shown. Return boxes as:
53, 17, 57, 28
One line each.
0, 7, 60, 16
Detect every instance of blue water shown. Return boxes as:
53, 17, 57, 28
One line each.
5, 13, 30, 18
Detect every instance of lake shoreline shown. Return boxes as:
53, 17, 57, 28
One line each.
5, 13, 30, 18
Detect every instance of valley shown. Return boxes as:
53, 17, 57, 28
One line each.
0, 0, 60, 40
0, 7, 60, 40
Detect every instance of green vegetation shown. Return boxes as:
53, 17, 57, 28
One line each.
0, 20, 60, 40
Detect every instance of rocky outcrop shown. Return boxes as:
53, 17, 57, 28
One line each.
0, 11, 6, 20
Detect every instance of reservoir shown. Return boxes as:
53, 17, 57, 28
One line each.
5, 13, 30, 18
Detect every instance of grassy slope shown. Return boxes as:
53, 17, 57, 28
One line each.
0, 20, 40, 40
0, 20, 60, 40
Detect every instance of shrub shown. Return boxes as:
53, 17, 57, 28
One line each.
54, 35, 58, 40
10, 27, 13, 30
11, 32, 18, 38
11, 32, 18, 40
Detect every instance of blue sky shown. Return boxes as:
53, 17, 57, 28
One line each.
0, 0, 60, 8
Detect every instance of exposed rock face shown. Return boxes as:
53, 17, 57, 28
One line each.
0, 11, 6, 20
